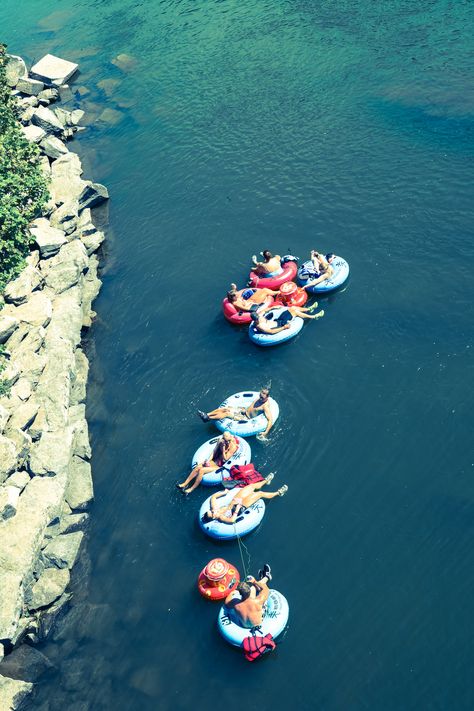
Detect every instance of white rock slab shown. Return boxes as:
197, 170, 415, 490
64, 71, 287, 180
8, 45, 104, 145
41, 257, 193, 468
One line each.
30, 54, 78, 86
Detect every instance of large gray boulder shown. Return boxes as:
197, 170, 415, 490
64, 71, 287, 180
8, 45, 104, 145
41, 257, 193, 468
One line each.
0, 675, 33, 709
0, 405, 9, 434
0, 314, 19, 343
0, 435, 18, 484
16, 77, 44, 96
40, 134, 69, 160
0, 474, 68, 642
43, 531, 84, 569
3, 261, 43, 305
5, 55, 27, 87
82, 255, 101, 328
29, 428, 74, 477
7, 400, 39, 432
41, 240, 89, 294
71, 416, 91, 461
0, 644, 54, 682
78, 181, 109, 211
0, 485, 20, 520
4, 292, 52, 328
31, 105, 64, 135
30, 54, 78, 86
49, 152, 84, 205
65, 457, 93, 510
20, 124, 46, 143
26, 567, 70, 610
49, 201, 78, 235
29, 217, 67, 257
70, 349, 89, 405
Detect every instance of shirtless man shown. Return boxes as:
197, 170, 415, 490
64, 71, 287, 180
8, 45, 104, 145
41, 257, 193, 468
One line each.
250, 303, 324, 334
224, 565, 273, 628
197, 387, 275, 439
226, 285, 278, 312
303, 250, 335, 289
251, 250, 282, 276
202, 475, 288, 524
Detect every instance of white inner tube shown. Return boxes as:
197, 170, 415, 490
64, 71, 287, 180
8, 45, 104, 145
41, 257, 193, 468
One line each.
191, 436, 251, 486
215, 391, 279, 437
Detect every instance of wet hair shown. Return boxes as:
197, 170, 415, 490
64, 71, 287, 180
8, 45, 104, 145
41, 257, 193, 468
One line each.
227, 290, 238, 302
236, 582, 252, 599
325, 253, 335, 262
263, 250, 273, 261
260, 387, 270, 397
250, 310, 259, 322
202, 511, 213, 523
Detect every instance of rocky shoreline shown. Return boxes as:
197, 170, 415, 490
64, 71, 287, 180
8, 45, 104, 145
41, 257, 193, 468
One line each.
0, 53, 108, 709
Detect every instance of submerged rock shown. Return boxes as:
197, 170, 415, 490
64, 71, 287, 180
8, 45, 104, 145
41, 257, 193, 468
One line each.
111, 53, 137, 72
97, 78, 121, 97
98, 107, 124, 125
0, 644, 54, 682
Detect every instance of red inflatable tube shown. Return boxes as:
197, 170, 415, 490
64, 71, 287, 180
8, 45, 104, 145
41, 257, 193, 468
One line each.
222, 293, 275, 325
274, 281, 308, 308
248, 260, 298, 290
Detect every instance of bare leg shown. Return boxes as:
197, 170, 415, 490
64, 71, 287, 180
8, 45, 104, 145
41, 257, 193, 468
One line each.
206, 407, 234, 419
241, 490, 280, 507
289, 306, 324, 320
178, 463, 217, 491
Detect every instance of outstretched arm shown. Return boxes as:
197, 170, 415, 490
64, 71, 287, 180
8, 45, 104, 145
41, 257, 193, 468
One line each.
263, 403, 273, 435
210, 491, 226, 511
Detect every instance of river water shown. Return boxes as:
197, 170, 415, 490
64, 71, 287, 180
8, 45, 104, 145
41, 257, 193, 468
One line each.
2, 1, 474, 709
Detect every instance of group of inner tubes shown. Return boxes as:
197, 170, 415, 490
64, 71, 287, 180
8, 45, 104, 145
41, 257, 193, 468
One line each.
222, 249, 349, 345
184, 248, 348, 659
178, 388, 289, 655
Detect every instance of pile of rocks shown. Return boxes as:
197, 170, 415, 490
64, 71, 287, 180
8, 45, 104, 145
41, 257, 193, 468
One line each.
0, 53, 108, 709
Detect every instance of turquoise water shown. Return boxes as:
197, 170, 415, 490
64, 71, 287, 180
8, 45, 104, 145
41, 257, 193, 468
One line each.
1, 1, 474, 709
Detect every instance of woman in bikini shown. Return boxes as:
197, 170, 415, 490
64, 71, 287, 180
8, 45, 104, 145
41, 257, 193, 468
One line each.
302, 250, 335, 289
197, 388, 274, 439
177, 431, 238, 494
203, 474, 288, 524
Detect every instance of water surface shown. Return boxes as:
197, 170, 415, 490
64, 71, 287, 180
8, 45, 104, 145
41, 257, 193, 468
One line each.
1, 1, 473, 709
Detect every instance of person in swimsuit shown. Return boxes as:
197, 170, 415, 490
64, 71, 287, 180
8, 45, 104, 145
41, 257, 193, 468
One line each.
224, 564, 273, 628
226, 285, 278, 312
250, 303, 324, 334
302, 250, 335, 289
176, 431, 238, 494
202, 474, 288, 524
251, 250, 282, 276
197, 387, 275, 439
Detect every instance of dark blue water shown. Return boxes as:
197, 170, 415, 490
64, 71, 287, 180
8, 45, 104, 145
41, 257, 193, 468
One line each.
1, 1, 474, 708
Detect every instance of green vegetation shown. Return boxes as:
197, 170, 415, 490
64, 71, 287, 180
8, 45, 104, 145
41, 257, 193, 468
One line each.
0, 44, 49, 293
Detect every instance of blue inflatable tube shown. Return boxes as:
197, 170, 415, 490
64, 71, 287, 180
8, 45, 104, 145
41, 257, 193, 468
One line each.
191, 436, 251, 487
248, 306, 303, 346
218, 589, 289, 646
198, 491, 265, 540
297, 255, 349, 293
214, 392, 280, 437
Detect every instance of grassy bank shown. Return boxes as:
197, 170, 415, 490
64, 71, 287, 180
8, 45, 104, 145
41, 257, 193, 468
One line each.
0, 44, 49, 293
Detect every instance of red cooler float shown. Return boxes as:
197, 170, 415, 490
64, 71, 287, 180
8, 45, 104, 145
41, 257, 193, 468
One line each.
197, 558, 240, 600
275, 281, 308, 307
